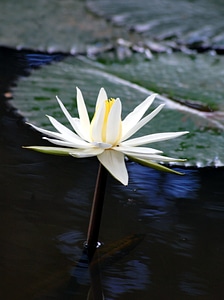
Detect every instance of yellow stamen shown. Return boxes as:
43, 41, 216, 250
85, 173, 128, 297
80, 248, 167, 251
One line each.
102, 98, 116, 142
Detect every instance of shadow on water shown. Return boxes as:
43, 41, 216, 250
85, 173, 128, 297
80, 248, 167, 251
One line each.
1, 47, 224, 299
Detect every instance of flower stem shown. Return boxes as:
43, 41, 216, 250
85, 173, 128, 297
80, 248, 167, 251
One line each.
86, 163, 107, 257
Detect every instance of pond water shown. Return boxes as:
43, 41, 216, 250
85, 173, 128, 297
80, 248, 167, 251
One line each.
1, 47, 224, 300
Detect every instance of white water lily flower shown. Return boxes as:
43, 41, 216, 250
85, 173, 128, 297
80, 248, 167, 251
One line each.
25, 88, 188, 185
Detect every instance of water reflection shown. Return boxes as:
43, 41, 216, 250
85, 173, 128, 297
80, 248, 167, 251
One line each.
36, 160, 224, 299
103, 260, 151, 299
179, 272, 208, 296
121, 163, 224, 299
128, 162, 200, 205
56, 231, 85, 263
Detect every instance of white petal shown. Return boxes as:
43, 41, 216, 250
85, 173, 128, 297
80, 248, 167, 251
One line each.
121, 104, 164, 142
27, 121, 90, 147
115, 146, 183, 162
97, 150, 128, 185
46, 115, 84, 141
92, 142, 112, 149
56, 96, 80, 134
69, 147, 104, 158
122, 94, 156, 137
114, 145, 163, 155
76, 87, 91, 140
122, 131, 189, 147
43, 137, 91, 148
106, 98, 122, 144
91, 102, 105, 142
96, 88, 108, 109
27, 122, 68, 141
72, 118, 91, 142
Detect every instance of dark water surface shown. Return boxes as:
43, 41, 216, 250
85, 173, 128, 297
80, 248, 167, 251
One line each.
1, 47, 224, 300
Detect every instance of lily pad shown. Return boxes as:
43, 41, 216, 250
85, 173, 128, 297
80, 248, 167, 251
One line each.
87, 0, 224, 50
96, 52, 224, 111
1, 0, 224, 54
0, 0, 125, 53
12, 53, 224, 167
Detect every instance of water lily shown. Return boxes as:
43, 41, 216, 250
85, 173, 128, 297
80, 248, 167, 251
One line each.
25, 88, 188, 185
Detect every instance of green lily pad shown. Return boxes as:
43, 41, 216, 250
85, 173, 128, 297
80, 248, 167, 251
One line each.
97, 52, 224, 111
0, 0, 124, 53
12, 52, 224, 168
1, 0, 224, 54
87, 0, 224, 50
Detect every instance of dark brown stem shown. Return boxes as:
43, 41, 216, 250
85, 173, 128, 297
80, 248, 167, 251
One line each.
86, 163, 107, 257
